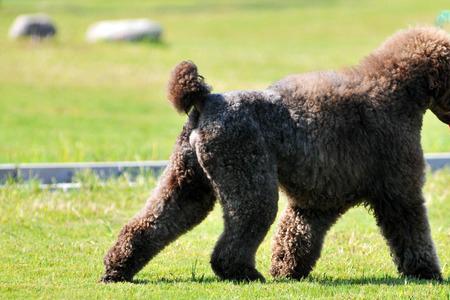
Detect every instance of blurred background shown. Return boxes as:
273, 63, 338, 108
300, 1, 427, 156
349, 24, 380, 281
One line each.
1, 2, 450, 298
1, 0, 449, 163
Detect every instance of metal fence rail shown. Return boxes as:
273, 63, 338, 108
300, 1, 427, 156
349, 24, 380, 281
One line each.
0, 160, 168, 184
0, 154, 449, 185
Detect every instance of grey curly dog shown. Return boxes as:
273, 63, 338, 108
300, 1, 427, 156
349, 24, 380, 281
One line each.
101, 26, 450, 283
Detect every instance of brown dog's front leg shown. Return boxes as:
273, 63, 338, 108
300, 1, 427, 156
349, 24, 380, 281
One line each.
271, 205, 344, 279
371, 193, 442, 281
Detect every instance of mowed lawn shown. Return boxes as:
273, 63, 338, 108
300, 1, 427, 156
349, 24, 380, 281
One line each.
0, 0, 449, 162
0, 171, 449, 299
1, 0, 450, 299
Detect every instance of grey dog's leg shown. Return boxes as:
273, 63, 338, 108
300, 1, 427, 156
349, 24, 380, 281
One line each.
270, 205, 343, 279
371, 194, 442, 280
196, 140, 278, 282
101, 130, 215, 283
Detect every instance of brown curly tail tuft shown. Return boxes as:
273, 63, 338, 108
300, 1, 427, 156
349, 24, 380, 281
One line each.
167, 61, 211, 114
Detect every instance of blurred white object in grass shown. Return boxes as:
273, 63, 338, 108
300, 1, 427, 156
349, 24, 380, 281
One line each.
9, 13, 56, 39
86, 19, 162, 43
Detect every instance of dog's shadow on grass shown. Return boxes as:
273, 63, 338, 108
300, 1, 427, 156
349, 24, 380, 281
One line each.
300, 275, 449, 286
132, 276, 220, 285
131, 275, 449, 286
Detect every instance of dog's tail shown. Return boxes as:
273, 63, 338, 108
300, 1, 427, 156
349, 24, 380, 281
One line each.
167, 61, 211, 114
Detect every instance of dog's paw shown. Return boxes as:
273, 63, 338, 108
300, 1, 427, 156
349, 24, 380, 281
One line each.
99, 273, 131, 283
404, 267, 443, 282
213, 262, 266, 283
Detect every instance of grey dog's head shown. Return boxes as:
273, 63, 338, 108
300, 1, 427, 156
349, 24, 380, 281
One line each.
430, 90, 450, 125
429, 57, 450, 125
424, 27, 450, 126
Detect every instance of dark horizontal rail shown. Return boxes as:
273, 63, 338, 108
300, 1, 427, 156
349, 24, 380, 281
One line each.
424, 153, 450, 171
0, 161, 168, 184
0, 154, 449, 185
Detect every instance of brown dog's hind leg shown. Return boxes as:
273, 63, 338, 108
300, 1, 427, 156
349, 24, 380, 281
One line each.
101, 126, 216, 283
196, 136, 278, 282
371, 194, 442, 281
209, 167, 278, 282
270, 205, 344, 279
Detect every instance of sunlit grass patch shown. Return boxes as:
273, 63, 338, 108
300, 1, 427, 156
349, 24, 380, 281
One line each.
0, 170, 449, 299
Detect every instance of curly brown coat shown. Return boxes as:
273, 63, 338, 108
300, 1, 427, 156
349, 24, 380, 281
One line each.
101, 26, 450, 283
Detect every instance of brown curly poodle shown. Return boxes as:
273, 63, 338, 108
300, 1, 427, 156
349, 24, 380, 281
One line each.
101, 26, 450, 283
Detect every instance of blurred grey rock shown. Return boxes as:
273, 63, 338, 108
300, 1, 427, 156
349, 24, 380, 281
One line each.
86, 19, 162, 43
9, 14, 57, 39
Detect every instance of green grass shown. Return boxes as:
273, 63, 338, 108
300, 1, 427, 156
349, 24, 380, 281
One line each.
0, 0, 449, 299
0, 170, 449, 299
0, 0, 449, 163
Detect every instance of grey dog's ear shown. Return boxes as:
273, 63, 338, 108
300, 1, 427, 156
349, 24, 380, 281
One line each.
427, 63, 448, 99
428, 69, 440, 91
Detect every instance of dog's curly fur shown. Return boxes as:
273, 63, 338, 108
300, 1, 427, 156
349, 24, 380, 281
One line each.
101, 27, 450, 283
